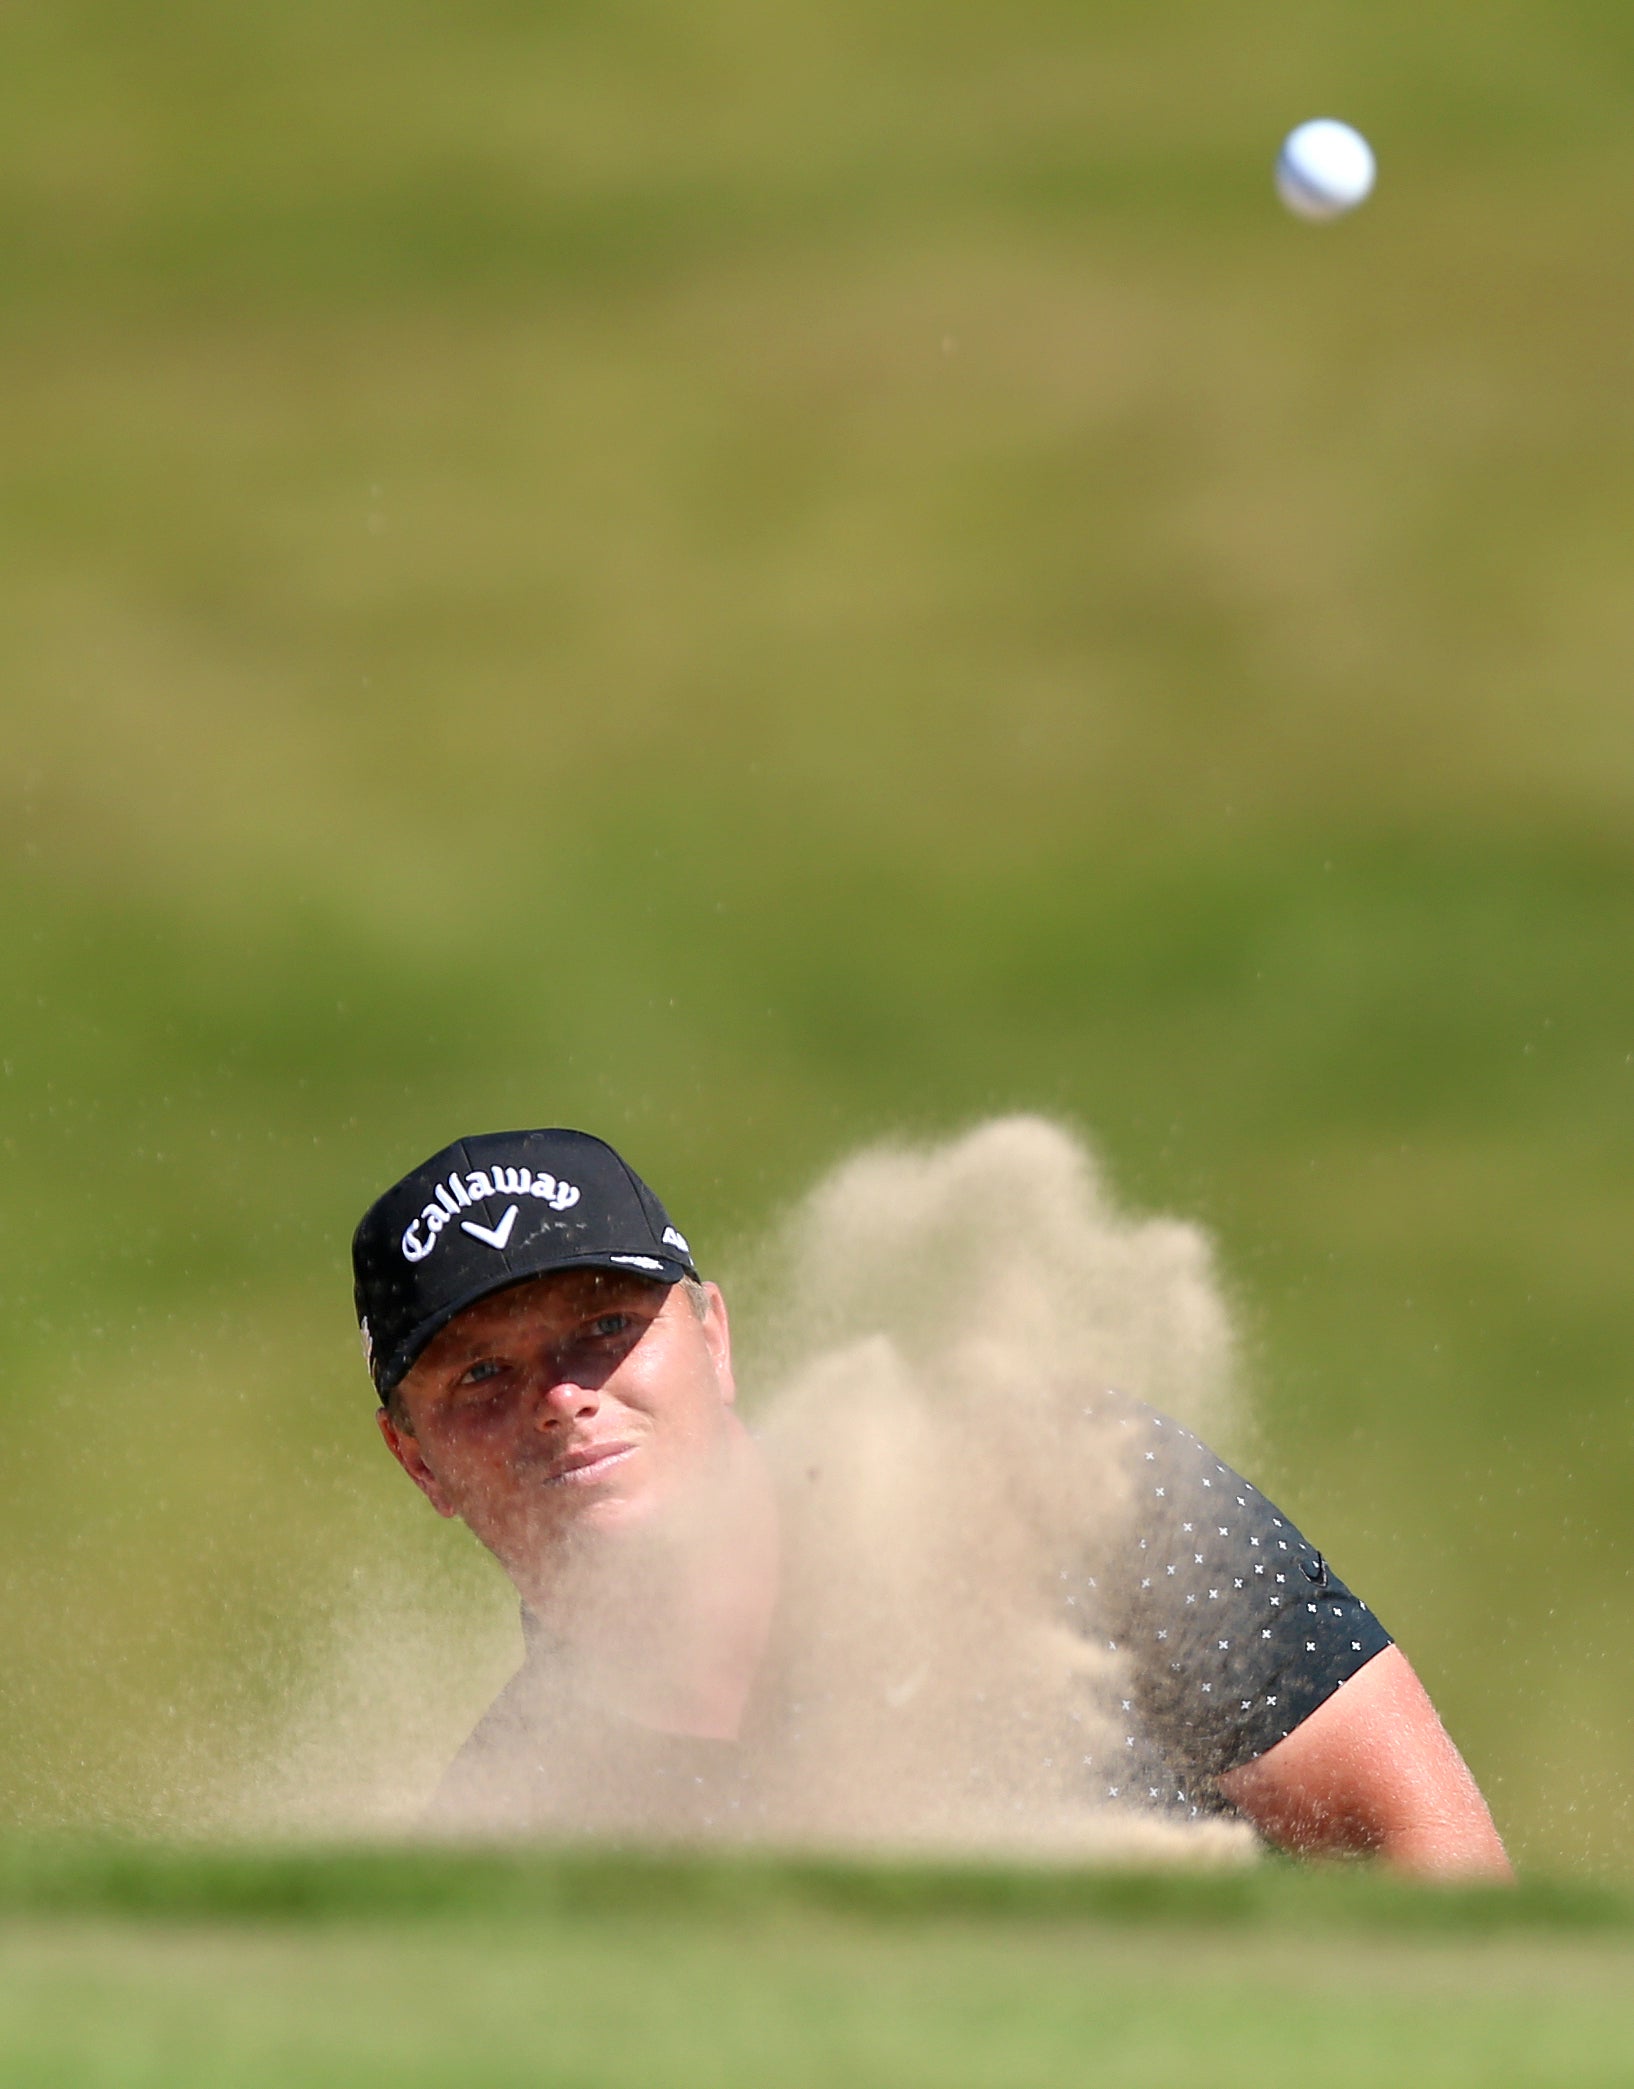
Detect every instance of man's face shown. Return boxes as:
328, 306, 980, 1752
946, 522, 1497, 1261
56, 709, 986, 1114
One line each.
377, 1269, 739, 1594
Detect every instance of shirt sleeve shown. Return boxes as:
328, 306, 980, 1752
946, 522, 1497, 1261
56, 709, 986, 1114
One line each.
1098, 1399, 1393, 1786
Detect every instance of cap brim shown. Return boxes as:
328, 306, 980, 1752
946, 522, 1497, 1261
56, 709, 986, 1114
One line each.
374, 1252, 693, 1398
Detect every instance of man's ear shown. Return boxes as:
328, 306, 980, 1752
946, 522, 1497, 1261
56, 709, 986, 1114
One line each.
376, 1406, 458, 1519
699, 1281, 737, 1408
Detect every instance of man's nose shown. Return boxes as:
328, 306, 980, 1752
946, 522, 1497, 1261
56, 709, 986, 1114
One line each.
532, 1368, 601, 1423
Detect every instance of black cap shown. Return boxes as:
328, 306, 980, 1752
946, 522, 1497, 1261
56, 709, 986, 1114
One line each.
352, 1128, 699, 1397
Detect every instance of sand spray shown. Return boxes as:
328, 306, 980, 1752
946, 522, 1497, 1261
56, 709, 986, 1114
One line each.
218, 1119, 1254, 1862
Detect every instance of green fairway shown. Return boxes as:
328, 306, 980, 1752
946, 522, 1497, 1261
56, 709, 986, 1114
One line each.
2, 1846, 1633, 2087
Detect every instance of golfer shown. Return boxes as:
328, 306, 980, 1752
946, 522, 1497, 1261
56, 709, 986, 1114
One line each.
353, 1127, 1511, 1875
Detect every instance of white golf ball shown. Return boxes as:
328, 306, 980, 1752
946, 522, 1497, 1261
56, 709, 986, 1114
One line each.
1275, 119, 1376, 221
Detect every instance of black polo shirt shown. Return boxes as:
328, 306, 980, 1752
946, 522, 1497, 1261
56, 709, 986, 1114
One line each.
1075, 1394, 1392, 1813
434, 1396, 1392, 1833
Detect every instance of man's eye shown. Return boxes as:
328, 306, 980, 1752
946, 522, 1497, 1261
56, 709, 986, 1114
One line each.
587, 1313, 635, 1340
456, 1358, 508, 1390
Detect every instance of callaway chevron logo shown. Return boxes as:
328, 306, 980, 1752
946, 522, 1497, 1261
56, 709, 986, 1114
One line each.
462, 1207, 518, 1251
401, 1166, 580, 1263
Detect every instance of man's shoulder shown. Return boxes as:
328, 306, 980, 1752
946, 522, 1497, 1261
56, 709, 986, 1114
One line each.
426, 1646, 562, 1826
1063, 1388, 1242, 1563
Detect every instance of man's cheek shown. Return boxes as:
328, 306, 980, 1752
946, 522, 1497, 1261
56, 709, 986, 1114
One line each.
443, 1460, 517, 1531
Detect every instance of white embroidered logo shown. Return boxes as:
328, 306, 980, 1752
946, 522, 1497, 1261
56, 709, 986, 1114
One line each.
661, 1225, 690, 1255
460, 1205, 518, 1252
401, 1167, 580, 1263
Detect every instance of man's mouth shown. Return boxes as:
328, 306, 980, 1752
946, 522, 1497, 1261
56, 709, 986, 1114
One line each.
546, 1441, 638, 1486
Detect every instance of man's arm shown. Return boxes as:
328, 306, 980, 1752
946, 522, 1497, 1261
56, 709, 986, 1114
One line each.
1217, 1644, 1512, 1879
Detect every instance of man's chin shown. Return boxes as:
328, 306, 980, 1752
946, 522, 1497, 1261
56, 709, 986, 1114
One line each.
518, 1471, 664, 1555
571, 1481, 660, 1535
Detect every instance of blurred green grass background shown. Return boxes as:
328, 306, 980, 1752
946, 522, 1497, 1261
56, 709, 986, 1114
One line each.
6, 1844, 1634, 2087
5, 0, 1634, 1870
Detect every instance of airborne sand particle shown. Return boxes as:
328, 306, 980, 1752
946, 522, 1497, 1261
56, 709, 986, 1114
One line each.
223, 1119, 1256, 1864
